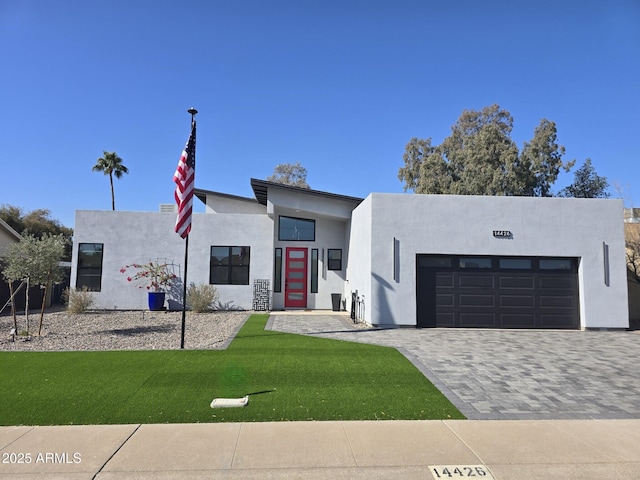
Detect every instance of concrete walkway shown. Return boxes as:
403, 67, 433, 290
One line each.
268, 313, 640, 420
2, 420, 639, 479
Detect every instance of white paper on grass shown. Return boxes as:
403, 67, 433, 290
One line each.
210, 395, 249, 408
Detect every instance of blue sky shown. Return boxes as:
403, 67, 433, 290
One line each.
1, 0, 639, 229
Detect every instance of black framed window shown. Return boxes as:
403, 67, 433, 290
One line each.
499, 258, 532, 270
76, 243, 103, 291
418, 256, 452, 268
278, 216, 315, 241
459, 257, 492, 269
311, 249, 319, 292
539, 259, 573, 270
274, 248, 282, 292
210, 246, 250, 285
328, 249, 342, 271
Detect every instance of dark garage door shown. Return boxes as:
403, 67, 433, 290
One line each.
416, 255, 579, 329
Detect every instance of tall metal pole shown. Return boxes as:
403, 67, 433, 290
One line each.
180, 107, 197, 349
180, 236, 188, 349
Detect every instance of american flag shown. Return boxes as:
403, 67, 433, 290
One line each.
173, 122, 196, 238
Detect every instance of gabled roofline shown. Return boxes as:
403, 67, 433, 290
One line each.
0, 218, 22, 241
194, 187, 260, 206
250, 178, 364, 206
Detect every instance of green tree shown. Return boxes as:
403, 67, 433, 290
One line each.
625, 224, 640, 283
2, 234, 66, 335
558, 158, 610, 198
267, 161, 310, 188
398, 104, 574, 196
92, 151, 129, 210
0, 205, 73, 260
0, 204, 25, 233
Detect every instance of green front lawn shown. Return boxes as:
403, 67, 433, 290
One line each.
0, 314, 463, 425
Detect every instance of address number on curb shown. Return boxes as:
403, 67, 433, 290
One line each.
429, 465, 494, 479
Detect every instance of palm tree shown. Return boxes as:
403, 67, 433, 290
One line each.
92, 151, 129, 210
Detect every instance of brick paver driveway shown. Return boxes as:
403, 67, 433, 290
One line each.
268, 315, 640, 420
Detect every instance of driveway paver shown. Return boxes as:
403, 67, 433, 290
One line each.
268, 314, 640, 420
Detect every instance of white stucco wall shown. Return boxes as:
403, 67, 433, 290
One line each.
267, 188, 358, 221
356, 194, 628, 329
72, 210, 273, 310
345, 196, 373, 323
205, 194, 266, 214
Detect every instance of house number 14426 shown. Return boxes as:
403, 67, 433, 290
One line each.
430, 465, 494, 478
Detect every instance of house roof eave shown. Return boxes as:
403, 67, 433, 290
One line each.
0, 218, 22, 242
249, 178, 364, 206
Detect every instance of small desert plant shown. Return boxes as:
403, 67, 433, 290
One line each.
63, 286, 95, 314
186, 283, 218, 312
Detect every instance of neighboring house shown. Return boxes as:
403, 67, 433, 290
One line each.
71, 178, 629, 330
0, 219, 59, 311
0, 218, 22, 311
0, 218, 21, 258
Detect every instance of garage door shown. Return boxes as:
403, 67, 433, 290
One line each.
416, 255, 579, 329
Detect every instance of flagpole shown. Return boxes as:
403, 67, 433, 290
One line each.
180, 107, 197, 349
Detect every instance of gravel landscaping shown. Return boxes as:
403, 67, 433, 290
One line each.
0, 307, 250, 351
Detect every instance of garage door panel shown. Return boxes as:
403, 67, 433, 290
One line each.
539, 276, 576, 289
416, 255, 579, 329
500, 295, 535, 307
540, 314, 577, 328
437, 312, 455, 326
459, 275, 494, 288
540, 295, 574, 308
436, 294, 454, 306
459, 312, 496, 327
500, 313, 536, 328
436, 274, 454, 287
459, 294, 494, 306
500, 276, 535, 289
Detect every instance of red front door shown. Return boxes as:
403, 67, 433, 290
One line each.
285, 247, 307, 308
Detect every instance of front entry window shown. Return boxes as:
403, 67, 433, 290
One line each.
279, 216, 315, 241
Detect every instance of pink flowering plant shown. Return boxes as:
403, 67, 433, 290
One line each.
120, 261, 177, 292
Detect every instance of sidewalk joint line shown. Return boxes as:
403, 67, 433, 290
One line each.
340, 421, 359, 466
92, 424, 141, 480
441, 420, 491, 468
1, 425, 35, 450
230, 422, 244, 469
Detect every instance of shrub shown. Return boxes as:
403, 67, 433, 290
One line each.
186, 283, 218, 312
63, 287, 95, 314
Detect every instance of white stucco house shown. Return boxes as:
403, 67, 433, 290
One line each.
71, 178, 629, 330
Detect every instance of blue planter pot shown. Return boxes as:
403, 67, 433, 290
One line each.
148, 292, 166, 311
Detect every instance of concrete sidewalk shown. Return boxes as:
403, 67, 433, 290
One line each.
1, 420, 639, 479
